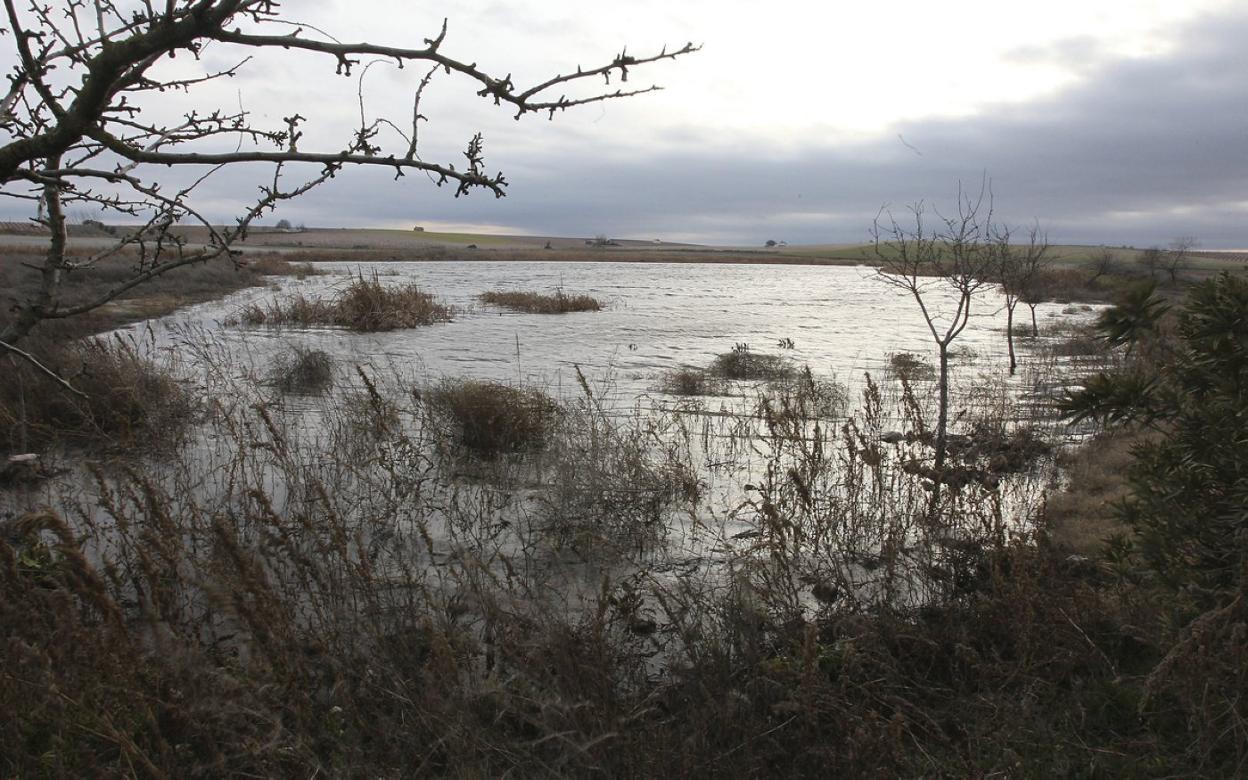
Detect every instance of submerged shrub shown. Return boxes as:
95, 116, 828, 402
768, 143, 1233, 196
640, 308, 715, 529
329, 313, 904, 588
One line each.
425, 379, 559, 457
887, 351, 936, 382
539, 401, 701, 554
761, 366, 849, 420
269, 347, 334, 395
479, 288, 601, 314
710, 343, 794, 381
233, 272, 453, 331
659, 366, 727, 396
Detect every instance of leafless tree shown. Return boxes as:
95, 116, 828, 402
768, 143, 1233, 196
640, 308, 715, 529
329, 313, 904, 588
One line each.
1163, 235, 1198, 283
0, 1, 696, 382
1138, 246, 1164, 279
872, 184, 995, 511
993, 221, 1050, 374
1088, 246, 1119, 282
1019, 281, 1048, 339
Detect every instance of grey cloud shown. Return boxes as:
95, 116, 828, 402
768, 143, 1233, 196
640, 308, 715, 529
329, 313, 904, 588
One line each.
239, 7, 1248, 247
17, 7, 1245, 249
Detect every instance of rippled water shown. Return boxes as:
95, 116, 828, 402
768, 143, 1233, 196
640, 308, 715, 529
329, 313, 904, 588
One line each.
129, 260, 1095, 400
71, 260, 1103, 617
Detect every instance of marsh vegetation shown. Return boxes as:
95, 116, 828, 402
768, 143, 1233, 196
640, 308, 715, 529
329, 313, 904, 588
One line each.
231, 272, 454, 331
2, 263, 1244, 776
478, 288, 602, 313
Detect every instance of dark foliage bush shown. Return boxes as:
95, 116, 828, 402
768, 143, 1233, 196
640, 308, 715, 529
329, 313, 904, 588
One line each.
1063, 273, 1248, 597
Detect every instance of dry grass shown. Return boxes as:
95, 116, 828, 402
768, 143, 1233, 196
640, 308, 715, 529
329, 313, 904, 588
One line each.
423, 378, 559, 458
233, 272, 453, 331
657, 366, 728, 396
478, 289, 602, 313
760, 365, 850, 420
0, 249, 315, 343
1045, 428, 1142, 554
268, 347, 334, 395
1, 317, 1243, 776
710, 343, 795, 381
0, 337, 195, 456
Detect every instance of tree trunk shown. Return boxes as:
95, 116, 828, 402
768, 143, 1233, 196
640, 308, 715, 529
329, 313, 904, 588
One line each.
1006, 300, 1017, 375
928, 343, 950, 516
1029, 304, 1039, 338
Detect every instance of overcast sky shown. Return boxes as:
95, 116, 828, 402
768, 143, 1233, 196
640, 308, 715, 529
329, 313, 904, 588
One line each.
9, 0, 1248, 246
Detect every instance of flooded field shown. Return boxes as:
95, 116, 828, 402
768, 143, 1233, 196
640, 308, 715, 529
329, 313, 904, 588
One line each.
0, 261, 1101, 615
124, 260, 1096, 405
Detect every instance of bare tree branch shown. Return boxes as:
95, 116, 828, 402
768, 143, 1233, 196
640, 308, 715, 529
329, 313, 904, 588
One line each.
0, 338, 88, 397
0, 0, 696, 356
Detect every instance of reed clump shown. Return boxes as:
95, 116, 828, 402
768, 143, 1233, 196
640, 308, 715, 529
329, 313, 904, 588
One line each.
234, 272, 453, 331
761, 365, 849, 419
478, 288, 602, 313
268, 346, 334, 395
424, 379, 559, 457
887, 350, 936, 382
658, 366, 727, 396
710, 343, 795, 381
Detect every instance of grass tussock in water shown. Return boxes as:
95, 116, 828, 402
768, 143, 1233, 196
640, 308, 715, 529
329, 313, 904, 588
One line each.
658, 366, 728, 396
710, 343, 795, 381
268, 347, 334, 395
760, 365, 850, 420
478, 288, 602, 314
887, 351, 936, 382
233, 272, 453, 331
424, 378, 559, 458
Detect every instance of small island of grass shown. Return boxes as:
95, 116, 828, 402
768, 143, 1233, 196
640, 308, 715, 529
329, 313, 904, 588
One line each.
478, 289, 602, 314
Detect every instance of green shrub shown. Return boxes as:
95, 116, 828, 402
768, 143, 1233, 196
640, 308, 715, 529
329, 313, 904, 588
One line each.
1062, 273, 1248, 597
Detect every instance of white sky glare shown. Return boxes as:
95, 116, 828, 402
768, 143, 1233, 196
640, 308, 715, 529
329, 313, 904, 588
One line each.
7, 0, 1246, 246
307, 0, 1226, 133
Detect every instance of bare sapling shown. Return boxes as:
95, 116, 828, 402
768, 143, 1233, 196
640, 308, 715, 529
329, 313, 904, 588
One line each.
872, 184, 996, 513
